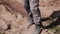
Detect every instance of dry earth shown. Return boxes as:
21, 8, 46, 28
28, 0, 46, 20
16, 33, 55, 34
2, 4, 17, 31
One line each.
0, 0, 60, 34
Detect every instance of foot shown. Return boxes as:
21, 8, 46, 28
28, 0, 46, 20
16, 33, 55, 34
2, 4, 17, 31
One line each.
28, 23, 34, 28
33, 25, 43, 34
27, 17, 34, 28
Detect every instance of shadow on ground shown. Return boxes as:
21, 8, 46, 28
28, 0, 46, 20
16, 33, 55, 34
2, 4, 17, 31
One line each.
42, 10, 60, 29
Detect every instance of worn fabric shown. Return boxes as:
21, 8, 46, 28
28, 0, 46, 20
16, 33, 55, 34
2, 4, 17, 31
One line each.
22, 0, 42, 34
23, 0, 41, 25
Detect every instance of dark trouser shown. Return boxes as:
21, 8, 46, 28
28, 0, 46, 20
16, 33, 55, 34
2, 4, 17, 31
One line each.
23, 0, 42, 34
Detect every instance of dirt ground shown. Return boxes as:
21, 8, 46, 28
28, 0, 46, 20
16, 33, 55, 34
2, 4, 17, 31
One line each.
0, 0, 60, 34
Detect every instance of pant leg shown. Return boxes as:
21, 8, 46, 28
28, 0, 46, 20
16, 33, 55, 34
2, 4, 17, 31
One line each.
29, 0, 41, 25
29, 0, 42, 34
22, 0, 34, 23
22, 0, 30, 15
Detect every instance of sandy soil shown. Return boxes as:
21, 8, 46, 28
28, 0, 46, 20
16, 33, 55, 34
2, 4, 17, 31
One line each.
0, 0, 60, 34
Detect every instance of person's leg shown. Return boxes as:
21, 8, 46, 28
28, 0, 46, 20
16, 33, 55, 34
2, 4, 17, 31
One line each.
29, 0, 41, 25
29, 0, 43, 34
22, 0, 34, 26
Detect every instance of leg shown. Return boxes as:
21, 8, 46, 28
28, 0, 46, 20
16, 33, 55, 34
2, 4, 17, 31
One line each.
22, 0, 34, 26
29, 0, 41, 25
29, 0, 43, 34
22, 0, 30, 14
